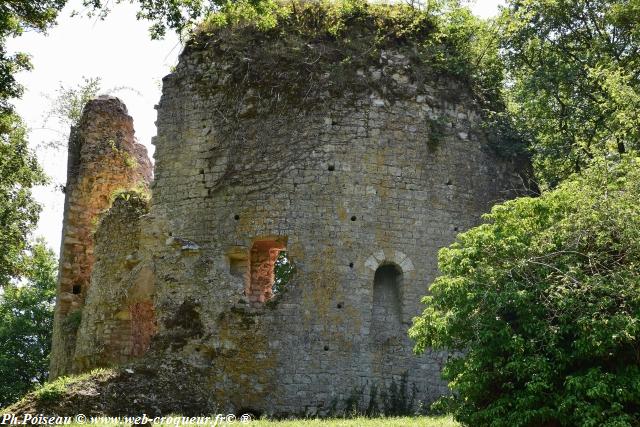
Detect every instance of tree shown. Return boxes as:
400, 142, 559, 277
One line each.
1, 2, 65, 288
0, 239, 57, 407
500, 0, 640, 187
0, 114, 47, 288
0, 1, 67, 110
79, 0, 229, 39
44, 77, 102, 131
41, 76, 102, 149
409, 156, 640, 426
40, 77, 144, 150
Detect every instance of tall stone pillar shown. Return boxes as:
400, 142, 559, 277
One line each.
49, 96, 152, 379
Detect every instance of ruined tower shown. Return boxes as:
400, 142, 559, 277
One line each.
49, 97, 152, 378
48, 4, 532, 416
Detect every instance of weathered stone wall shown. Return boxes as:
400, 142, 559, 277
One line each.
51, 11, 533, 415
136, 26, 531, 415
73, 194, 156, 372
49, 97, 153, 379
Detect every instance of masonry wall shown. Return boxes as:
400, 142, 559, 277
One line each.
49, 97, 153, 379
139, 27, 531, 415
72, 194, 156, 372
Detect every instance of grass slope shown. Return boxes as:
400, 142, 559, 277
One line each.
248, 416, 458, 426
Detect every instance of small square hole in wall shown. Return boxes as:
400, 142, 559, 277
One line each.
72, 284, 82, 295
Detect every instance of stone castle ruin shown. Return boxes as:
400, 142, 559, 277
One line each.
49, 5, 530, 416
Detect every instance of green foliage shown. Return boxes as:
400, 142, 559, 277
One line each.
0, 240, 57, 407
30, 368, 114, 403
62, 309, 82, 332
197, 0, 438, 48
1, 1, 55, 301
0, 113, 47, 287
197, 0, 496, 94
32, 376, 73, 402
109, 141, 140, 171
272, 250, 295, 295
329, 372, 418, 417
122, 152, 138, 169
425, 4, 501, 107
0, 0, 66, 110
409, 157, 640, 426
42, 76, 102, 149
109, 186, 151, 207
193, 0, 527, 158
108, 138, 140, 169
501, 0, 640, 187
45, 77, 102, 129
377, 373, 418, 417
78, 0, 226, 39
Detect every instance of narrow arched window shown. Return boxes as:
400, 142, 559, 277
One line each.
372, 263, 403, 341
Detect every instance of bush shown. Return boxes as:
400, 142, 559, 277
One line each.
409, 156, 640, 427
0, 240, 57, 407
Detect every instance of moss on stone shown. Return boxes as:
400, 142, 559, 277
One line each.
181, 0, 463, 117
31, 369, 115, 403
62, 309, 82, 333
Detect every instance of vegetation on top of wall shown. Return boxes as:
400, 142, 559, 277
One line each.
189, 0, 493, 102
195, 0, 436, 44
109, 186, 151, 212
182, 0, 528, 158
89, 187, 151, 237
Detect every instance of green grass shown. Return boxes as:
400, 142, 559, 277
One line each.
31, 368, 115, 403
63, 416, 458, 427
246, 416, 458, 426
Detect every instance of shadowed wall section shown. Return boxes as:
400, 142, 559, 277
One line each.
49, 97, 152, 379
72, 195, 156, 372
371, 263, 404, 379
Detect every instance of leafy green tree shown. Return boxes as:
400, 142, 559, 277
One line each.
79, 0, 229, 39
501, 0, 640, 187
1, 2, 64, 287
0, 239, 57, 407
0, 1, 66, 109
410, 156, 640, 426
0, 114, 47, 287
431, 4, 531, 158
